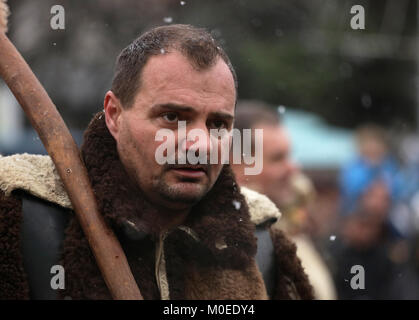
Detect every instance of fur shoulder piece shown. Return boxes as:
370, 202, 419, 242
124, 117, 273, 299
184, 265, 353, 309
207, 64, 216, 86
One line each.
0, 155, 281, 225
0, 154, 72, 209
240, 186, 281, 227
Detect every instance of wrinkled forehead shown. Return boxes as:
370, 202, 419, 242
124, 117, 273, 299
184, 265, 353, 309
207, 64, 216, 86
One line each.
137, 51, 236, 106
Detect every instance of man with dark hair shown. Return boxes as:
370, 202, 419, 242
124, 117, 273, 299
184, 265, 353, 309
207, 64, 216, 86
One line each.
232, 100, 336, 299
232, 100, 294, 207
0, 25, 312, 300
111, 24, 238, 109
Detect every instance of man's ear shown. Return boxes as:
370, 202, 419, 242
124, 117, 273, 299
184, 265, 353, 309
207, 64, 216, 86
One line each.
104, 90, 123, 141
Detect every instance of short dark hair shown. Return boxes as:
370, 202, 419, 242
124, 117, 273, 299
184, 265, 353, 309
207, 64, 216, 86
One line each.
233, 100, 281, 157
111, 24, 238, 108
234, 100, 281, 133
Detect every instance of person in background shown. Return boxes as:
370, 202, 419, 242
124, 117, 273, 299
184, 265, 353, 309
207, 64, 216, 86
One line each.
232, 100, 336, 300
339, 124, 404, 222
331, 178, 419, 299
333, 124, 419, 299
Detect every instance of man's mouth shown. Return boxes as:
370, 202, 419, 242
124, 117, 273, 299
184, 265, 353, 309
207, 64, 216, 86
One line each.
169, 165, 208, 179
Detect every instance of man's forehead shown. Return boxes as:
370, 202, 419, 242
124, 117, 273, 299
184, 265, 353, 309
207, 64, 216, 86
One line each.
142, 51, 195, 80
134, 51, 236, 113
141, 51, 234, 92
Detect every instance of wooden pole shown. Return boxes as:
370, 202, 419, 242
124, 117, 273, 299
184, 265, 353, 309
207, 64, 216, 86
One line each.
0, 33, 143, 300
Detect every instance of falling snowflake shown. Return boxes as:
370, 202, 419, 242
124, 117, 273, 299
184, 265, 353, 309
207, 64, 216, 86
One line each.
329, 235, 336, 241
232, 200, 241, 210
180, 1, 186, 5
277, 105, 286, 115
361, 93, 372, 108
216, 239, 228, 250
160, 48, 165, 54
275, 29, 283, 37
163, 17, 173, 23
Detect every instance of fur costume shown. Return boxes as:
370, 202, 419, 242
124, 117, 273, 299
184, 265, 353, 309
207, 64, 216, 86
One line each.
0, 112, 313, 300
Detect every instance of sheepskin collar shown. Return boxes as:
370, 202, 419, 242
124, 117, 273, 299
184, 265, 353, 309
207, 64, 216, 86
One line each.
79, 112, 259, 267
241, 187, 281, 227
61, 112, 272, 299
0, 112, 316, 300
0, 153, 72, 209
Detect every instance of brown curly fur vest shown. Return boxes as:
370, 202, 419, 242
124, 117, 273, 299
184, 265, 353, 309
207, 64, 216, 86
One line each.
0, 112, 313, 300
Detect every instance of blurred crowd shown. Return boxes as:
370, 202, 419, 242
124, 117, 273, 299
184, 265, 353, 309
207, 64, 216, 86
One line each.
331, 124, 419, 299
233, 100, 419, 300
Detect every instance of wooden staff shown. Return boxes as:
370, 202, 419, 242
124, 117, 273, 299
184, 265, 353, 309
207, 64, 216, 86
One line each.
0, 1, 143, 300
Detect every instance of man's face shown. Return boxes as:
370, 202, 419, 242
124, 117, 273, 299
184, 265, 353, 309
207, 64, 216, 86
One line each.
250, 124, 295, 207
106, 51, 236, 211
361, 181, 390, 223
359, 137, 387, 165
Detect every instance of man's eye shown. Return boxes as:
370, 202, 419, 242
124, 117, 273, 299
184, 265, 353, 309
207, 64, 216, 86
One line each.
162, 113, 178, 123
211, 119, 227, 129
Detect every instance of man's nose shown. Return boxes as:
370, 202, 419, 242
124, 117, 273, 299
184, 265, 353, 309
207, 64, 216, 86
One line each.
180, 125, 212, 156
285, 158, 298, 177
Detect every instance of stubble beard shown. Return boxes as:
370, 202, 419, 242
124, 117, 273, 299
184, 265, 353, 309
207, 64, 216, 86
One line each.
118, 128, 213, 209
152, 174, 209, 205
127, 164, 215, 210
120, 139, 212, 209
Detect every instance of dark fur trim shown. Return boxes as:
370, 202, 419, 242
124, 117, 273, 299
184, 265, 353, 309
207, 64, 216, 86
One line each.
60, 216, 110, 299
62, 112, 258, 299
61, 214, 162, 299
184, 166, 257, 269
0, 111, 312, 299
79, 112, 256, 267
0, 190, 30, 299
270, 228, 315, 300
